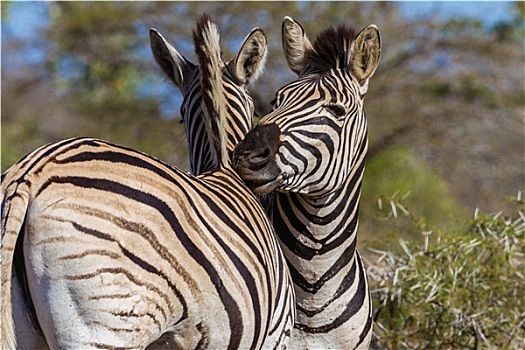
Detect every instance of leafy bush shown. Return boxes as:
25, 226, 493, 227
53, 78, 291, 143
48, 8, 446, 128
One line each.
368, 194, 524, 349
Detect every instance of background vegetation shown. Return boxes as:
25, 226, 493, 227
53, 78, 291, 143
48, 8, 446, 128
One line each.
368, 194, 524, 349
2, 2, 523, 348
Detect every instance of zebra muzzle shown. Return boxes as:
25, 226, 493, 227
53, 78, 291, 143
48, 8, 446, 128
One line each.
233, 123, 283, 195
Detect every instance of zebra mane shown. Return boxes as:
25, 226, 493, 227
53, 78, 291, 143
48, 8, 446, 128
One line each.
305, 24, 357, 73
193, 14, 229, 169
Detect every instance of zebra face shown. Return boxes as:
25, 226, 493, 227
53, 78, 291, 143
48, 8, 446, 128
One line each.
234, 17, 381, 197
234, 70, 367, 196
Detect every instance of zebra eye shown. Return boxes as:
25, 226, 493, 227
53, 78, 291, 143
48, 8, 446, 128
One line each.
324, 103, 346, 118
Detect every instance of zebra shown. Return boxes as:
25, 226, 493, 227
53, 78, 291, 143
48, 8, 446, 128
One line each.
233, 17, 381, 349
150, 16, 265, 175
150, 14, 295, 348
1, 15, 294, 349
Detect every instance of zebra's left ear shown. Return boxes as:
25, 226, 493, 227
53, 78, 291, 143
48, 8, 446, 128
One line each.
150, 28, 195, 91
233, 28, 267, 85
350, 25, 381, 94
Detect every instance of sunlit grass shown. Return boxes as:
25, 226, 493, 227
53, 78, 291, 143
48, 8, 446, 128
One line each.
368, 193, 524, 349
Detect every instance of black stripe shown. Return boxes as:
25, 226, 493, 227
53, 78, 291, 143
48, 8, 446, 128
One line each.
46, 175, 246, 349
14, 220, 43, 337
287, 238, 357, 293
355, 295, 373, 348
9, 137, 88, 175
296, 257, 357, 317
295, 255, 367, 333
72, 222, 181, 328
273, 197, 359, 260
55, 150, 178, 181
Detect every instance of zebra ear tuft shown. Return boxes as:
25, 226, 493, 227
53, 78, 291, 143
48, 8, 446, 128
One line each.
282, 16, 313, 75
350, 25, 381, 89
150, 28, 194, 90
233, 28, 267, 85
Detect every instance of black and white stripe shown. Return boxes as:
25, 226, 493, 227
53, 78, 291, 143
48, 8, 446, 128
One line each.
1, 15, 294, 350
150, 16, 262, 175
234, 17, 381, 349
152, 14, 294, 348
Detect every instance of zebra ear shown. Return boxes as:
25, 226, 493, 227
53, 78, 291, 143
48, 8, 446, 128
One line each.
351, 25, 381, 92
150, 28, 195, 90
233, 28, 268, 85
282, 16, 313, 75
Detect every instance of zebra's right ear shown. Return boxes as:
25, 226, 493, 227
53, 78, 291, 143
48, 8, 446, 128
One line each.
281, 16, 313, 75
150, 28, 194, 90
351, 24, 381, 89
233, 28, 268, 85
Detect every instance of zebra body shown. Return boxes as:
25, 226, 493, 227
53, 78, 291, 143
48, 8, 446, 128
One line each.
1, 16, 294, 349
234, 17, 381, 349
1, 138, 284, 349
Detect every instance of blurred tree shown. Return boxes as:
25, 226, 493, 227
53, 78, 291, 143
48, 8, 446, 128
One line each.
44, 2, 189, 167
1, 1, 10, 21
2, 2, 523, 249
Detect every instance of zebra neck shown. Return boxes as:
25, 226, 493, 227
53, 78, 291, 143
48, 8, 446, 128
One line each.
273, 160, 365, 293
273, 161, 370, 346
274, 158, 364, 247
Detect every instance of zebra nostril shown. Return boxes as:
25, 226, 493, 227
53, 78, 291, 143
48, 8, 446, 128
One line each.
233, 143, 249, 164
248, 147, 271, 164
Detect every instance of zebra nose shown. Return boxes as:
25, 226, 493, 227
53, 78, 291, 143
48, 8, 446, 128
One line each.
234, 123, 280, 169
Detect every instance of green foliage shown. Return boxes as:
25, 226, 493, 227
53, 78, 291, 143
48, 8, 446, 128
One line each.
10, 2, 189, 167
1, 114, 47, 171
491, 1, 525, 42
441, 17, 485, 39
424, 74, 501, 108
360, 146, 466, 251
1, 1, 11, 21
369, 196, 525, 349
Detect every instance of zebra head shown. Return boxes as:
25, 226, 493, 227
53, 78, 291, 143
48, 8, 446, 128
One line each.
149, 15, 267, 174
234, 17, 381, 197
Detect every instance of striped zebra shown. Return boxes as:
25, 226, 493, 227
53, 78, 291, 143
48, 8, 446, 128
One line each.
150, 17, 264, 175
233, 17, 381, 349
150, 14, 295, 348
1, 15, 294, 350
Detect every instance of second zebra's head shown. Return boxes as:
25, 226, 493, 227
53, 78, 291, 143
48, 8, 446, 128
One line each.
234, 17, 381, 197
150, 14, 267, 174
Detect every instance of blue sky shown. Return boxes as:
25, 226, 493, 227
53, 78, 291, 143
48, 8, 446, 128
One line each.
398, 1, 513, 25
